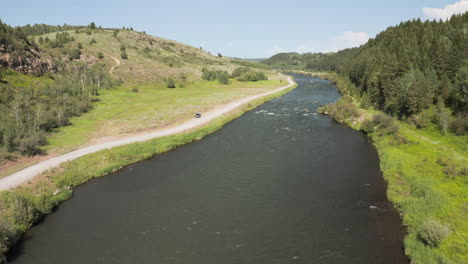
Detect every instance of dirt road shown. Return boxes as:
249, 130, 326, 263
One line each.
0, 76, 295, 191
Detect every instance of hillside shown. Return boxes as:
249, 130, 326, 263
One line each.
266, 13, 468, 264
0, 20, 55, 74
263, 52, 331, 70
0, 21, 284, 176
264, 13, 467, 135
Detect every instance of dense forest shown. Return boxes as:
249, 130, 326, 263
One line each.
266, 13, 468, 135
0, 20, 119, 161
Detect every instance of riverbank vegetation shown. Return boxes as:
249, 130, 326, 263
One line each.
0, 76, 296, 263
0, 66, 119, 158
317, 72, 467, 264
263, 12, 467, 264
266, 14, 467, 136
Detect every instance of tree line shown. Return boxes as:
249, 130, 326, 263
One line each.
0, 64, 119, 157
265, 13, 467, 135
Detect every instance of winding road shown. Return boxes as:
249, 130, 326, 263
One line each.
0, 76, 295, 191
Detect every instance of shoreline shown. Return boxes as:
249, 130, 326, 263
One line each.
0, 76, 297, 263
0, 76, 296, 191
309, 71, 467, 263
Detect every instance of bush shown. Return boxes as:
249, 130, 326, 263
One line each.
231, 67, 250, 78
217, 71, 230, 85
89, 38, 97, 45
202, 70, 217, 81
320, 96, 360, 123
360, 119, 376, 134
97, 52, 104, 59
120, 45, 126, 51
68, 49, 81, 60
418, 219, 449, 247
77, 42, 83, 49
166, 78, 176, 88
407, 107, 437, 129
237, 71, 268, 82
17, 133, 46, 156
450, 114, 468, 136
142, 46, 151, 54
201, 69, 230, 84
120, 50, 128, 59
372, 114, 399, 135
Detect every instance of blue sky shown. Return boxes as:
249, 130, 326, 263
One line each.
1, 0, 467, 58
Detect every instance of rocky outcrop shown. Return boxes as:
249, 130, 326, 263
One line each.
0, 45, 56, 75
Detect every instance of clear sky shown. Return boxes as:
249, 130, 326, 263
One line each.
1, 0, 467, 58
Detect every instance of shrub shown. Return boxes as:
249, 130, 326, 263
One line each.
237, 71, 268, 82
68, 49, 81, 60
450, 114, 468, 136
372, 114, 399, 135
97, 52, 104, 59
89, 38, 97, 45
320, 96, 360, 123
231, 67, 250, 78
217, 71, 230, 85
17, 133, 46, 156
202, 70, 217, 81
120, 50, 128, 59
166, 78, 176, 88
142, 46, 151, 54
77, 42, 83, 49
113, 29, 119, 37
131, 87, 139, 92
407, 107, 437, 129
120, 44, 126, 51
418, 219, 449, 247
360, 119, 376, 134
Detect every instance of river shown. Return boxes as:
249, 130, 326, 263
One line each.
8, 74, 408, 264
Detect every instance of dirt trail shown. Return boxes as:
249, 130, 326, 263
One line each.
0, 76, 295, 191
109, 56, 121, 74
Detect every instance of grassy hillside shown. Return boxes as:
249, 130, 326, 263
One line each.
0, 24, 286, 176
37, 28, 250, 83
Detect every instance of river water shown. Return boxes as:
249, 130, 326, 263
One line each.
9, 74, 408, 264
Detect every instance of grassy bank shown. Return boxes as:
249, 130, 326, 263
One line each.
315, 72, 467, 264
0, 79, 296, 263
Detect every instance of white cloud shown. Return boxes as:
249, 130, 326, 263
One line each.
423, 1, 468, 20
330, 31, 369, 52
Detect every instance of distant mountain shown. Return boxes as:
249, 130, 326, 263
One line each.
262, 52, 330, 70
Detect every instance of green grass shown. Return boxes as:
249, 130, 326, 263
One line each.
374, 123, 468, 264
43, 78, 285, 153
0, 78, 297, 263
